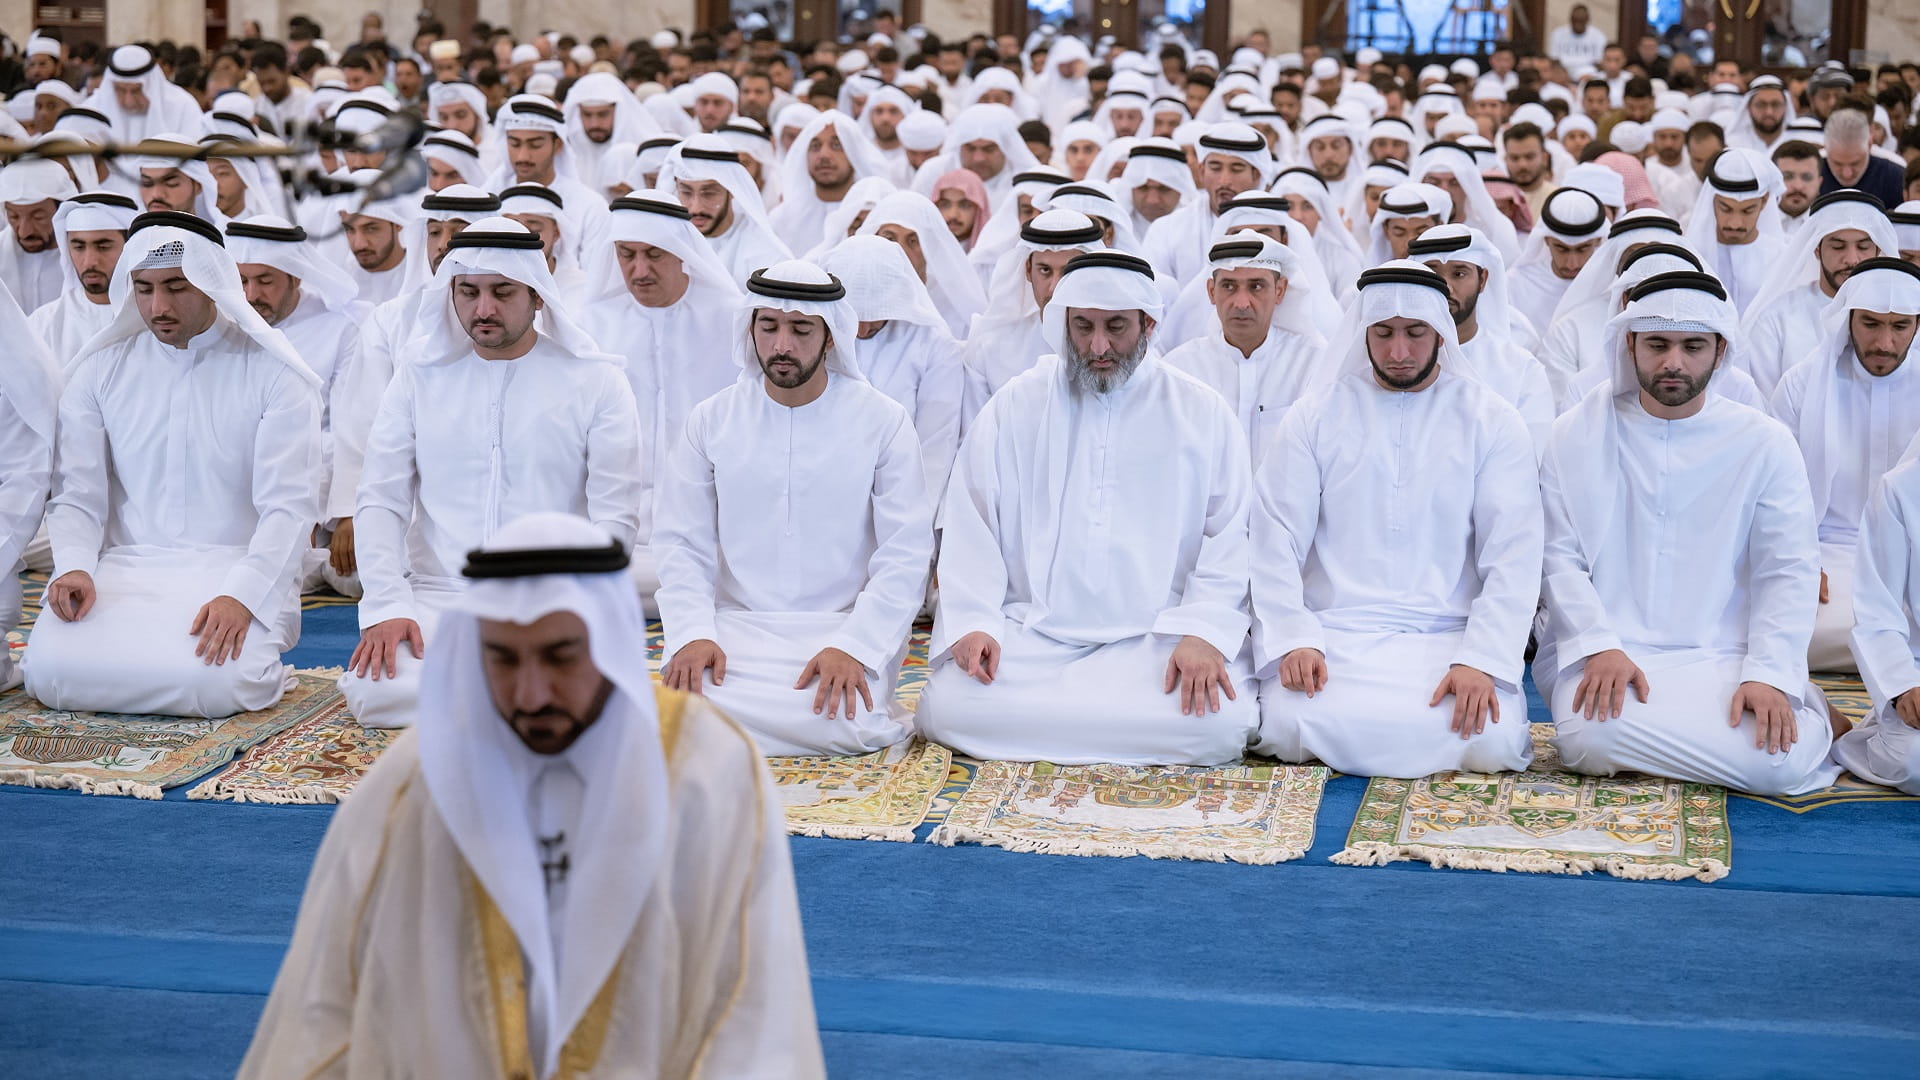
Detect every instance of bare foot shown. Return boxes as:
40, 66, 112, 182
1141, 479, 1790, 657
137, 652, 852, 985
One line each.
1827, 699, 1854, 740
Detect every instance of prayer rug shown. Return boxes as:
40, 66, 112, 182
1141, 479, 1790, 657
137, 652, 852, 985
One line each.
929, 759, 1330, 864
0, 670, 343, 799
7, 571, 46, 662
1333, 724, 1731, 882
897, 620, 931, 710
771, 737, 954, 841
186, 705, 397, 804
1734, 673, 1920, 811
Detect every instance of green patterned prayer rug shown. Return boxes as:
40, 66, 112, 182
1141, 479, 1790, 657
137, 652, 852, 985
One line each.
1735, 673, 1920, 812
1333, 724, 1730, 882
930, 759, 1330, 864
0, 669, 344, 799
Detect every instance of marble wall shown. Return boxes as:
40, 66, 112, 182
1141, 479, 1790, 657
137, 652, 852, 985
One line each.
920, 0, 993, 42
1862, 0, 1920, 69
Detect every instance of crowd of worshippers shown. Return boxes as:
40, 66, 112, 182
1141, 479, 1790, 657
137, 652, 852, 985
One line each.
7, 23, 1920, 809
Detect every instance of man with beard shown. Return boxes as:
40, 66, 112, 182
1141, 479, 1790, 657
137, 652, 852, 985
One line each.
1506, 187, 1607, 339
1682, 148, 1786, 313
919, 252, 1259, 765
1644, 110, 1698, 218
562, 73, 655, 200
339, 219, 640, 728
960, 209, 1106, 424
1142, 123, 1275, 284
1742, 191, 1895, 397
661, 135, 791, 283
857, 85, 916, 184
656, 262, 933, 756
1769, 258, 1920, 673
1300, 115, 1357, 208
1411, 226, 1556, 451
1252, 263, 1541, 778
29, 192, 135, 368
0, 159, 78, 313
1726, 75, 1791, 153
1534, 270, 1841, 797
490, 95, 613, 246
768, 110, 889, 256
1499, 122, 1556, 221
1771, 141, 1824, 234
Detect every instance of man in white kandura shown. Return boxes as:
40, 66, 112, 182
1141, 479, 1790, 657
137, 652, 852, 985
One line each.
1142, 123, 1275, 284
1741, 190, 1895, 398
25, 212, 321, 716
579, 191, 743, 609
919, 251, 1259, 765
1161, 234, 1328, 463
1408, 224, 1555, 451
1839, 409, 1920, 795
656, 261, 932, 756
658, 134, 791, 283
1770, 258, 1920, 673
1504, 186, 1607, 339
340, 218, 640, 728
241, 513, 824, 1079
961, 208, 1105, 422
1535, 269, 1841, 796
0, 158, 78, 314
1681, 148, 1785, 313
28, 191, 136, 368
1253, 263, 1542, 777
0, 277, 56, 691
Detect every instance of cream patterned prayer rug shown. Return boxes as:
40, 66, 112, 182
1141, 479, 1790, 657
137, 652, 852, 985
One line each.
929, 759, 1330, 863
0, 669, 343, 799
1734, 673, 1920, 812
187, 704, 397, 804
1333, 723, 1731, 882
771, 737, 955, 840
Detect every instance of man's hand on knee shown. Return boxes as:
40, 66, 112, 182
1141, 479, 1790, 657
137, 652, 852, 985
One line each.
663, 639, 726, 695
796, 647, 872, 719
951, 631, 1000, 685
191, 595, 255, 666
328, 518, 357, 577
1432, 664, 1499, 739
1730, 680, 1797, 754
1896, 687, 1920, 731
1279, 648, 1327, 696
47, 571, 96, 622
1165, 635, 1235, 716
350, 618, 425, 680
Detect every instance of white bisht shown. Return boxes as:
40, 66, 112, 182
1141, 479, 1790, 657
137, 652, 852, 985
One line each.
960, 209, 1106, 424
1506, 186, 1607, 340
854, 189, 986, 340
0, 273, 57, 689
1767, 258, 1920, 673
1680, 147, 1787, 313
28, 191, 136, 370
1535, 268, 1840, 796
652, 261, 933, 756
919, 251, 1260, 766
242, 514, 825, 1080
1251, 262, 1543, 778
1741, 190, 1899, 398
0, 158, 79, 314
25, 212, 322, 717
821, 235, 965, 509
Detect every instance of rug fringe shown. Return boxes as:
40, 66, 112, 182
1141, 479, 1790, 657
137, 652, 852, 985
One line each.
784, 822, 918, 842
1331, 842, 1728, 882
929, 823, 1306, 865
184, 778, 347, 805
294, 666, 346, 678
0, 768, 163, 800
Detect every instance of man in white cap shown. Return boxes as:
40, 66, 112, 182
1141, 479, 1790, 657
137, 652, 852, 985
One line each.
688, 72, 738, 132
27, 190, 135, 366
858, 84, 920, 183
1535, 269, 1841, 796
1142, 123, 1274, 283
1743, 190, 1896, 398
822, 235, 965, 508
0, 158, 79, 313
27, 212, 322, 717
767, 109, 890, 256
1644, 108, 1698, 217
340, 219, 641, 728
0, 276, 57, 690
897, 109, 948, 174
961, 209, 1106, 423
1162, 235, 1327, 463
241, 512, 825, 1079
656, 261, 932, 755
1253, 263, 1541, 778
658, 135, 791, 283
1506, 187, 1608, 337
84, 44, 205, 142
225, 215, 366, 594
1769, 257, 1920, 673
1409, 225, 1556, 451
579, 192, 743, 608
1683, 147, 1786, 312
920, 251, 1259, 765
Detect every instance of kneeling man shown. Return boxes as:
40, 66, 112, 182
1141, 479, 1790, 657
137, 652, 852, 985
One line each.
918, 251, 1259, 766
1536, 270, 1840, 796
1253, 263, 1542, 777
655, 261, 932, 755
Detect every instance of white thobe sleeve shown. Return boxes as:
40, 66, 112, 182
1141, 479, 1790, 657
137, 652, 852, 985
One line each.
0, 394, 50, 573
580, 366, 643, 551
328, 310, 398, 522
833, 414, 933, 670
45, 366, 108, 579
1149, 414, 1254, 660
914, 338, 965, 507
1538, 432, 1625, 664
1454, 408, 1545, 687
1850, 478, 1920, 708
219, 368, 322, 627
1250, 405, 1327, 675
652, 405, 723, 656
1741, 440, 1821, 695
930, 398, 1012, 659
353, 369, 421, 628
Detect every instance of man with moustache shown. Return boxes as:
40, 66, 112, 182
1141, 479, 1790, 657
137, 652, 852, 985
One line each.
1142, 123, 1275, 283
1742, 191, 1896, 397
28, 192, 136, 367
661, 134, 791, 283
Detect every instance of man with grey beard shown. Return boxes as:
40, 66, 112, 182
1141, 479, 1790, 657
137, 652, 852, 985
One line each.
919, 252, 1260, 766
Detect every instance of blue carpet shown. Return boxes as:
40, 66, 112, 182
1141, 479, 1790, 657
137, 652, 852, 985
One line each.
4, 604, 1918, 1077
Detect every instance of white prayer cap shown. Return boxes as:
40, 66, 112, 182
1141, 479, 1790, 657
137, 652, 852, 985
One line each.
567, 44, 595, 67
649, 30, 679, 49
595, 190, 740, 302
428, 39, 461, 61
508, 43, 539, 65
1196, 122, 1276, 184
88, 210, 317, 385
1892, 201, 1920, 252
1310, 57, 1340, 82
0, 158, 77, 205
1611, 121, 1651, 155
1356, 47, 1383, 66
733, 259, 865, 380
1039, 250, 1164, 358
497, 94, 566, 133
429, 79, 488, 119
1470, 79, 1505, 104
1562, 163, 1626, 211
1539, 82, 1573, 106
837, 50, 871, 75
1505, 103, 1552, 133
224, 214, 359, 313
773, 103, 819, 142
26, 36, 60, 58
422, 216, 606, 365
1558, 114, 1596, 140
524, 72, 559, 99
947, 104, 1038, 179
421, 129, 482, 179
1450, 57, 1480, 78
1650, 108, 1690, 134
897, 109, 947, 152
821, 233, 948, 330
